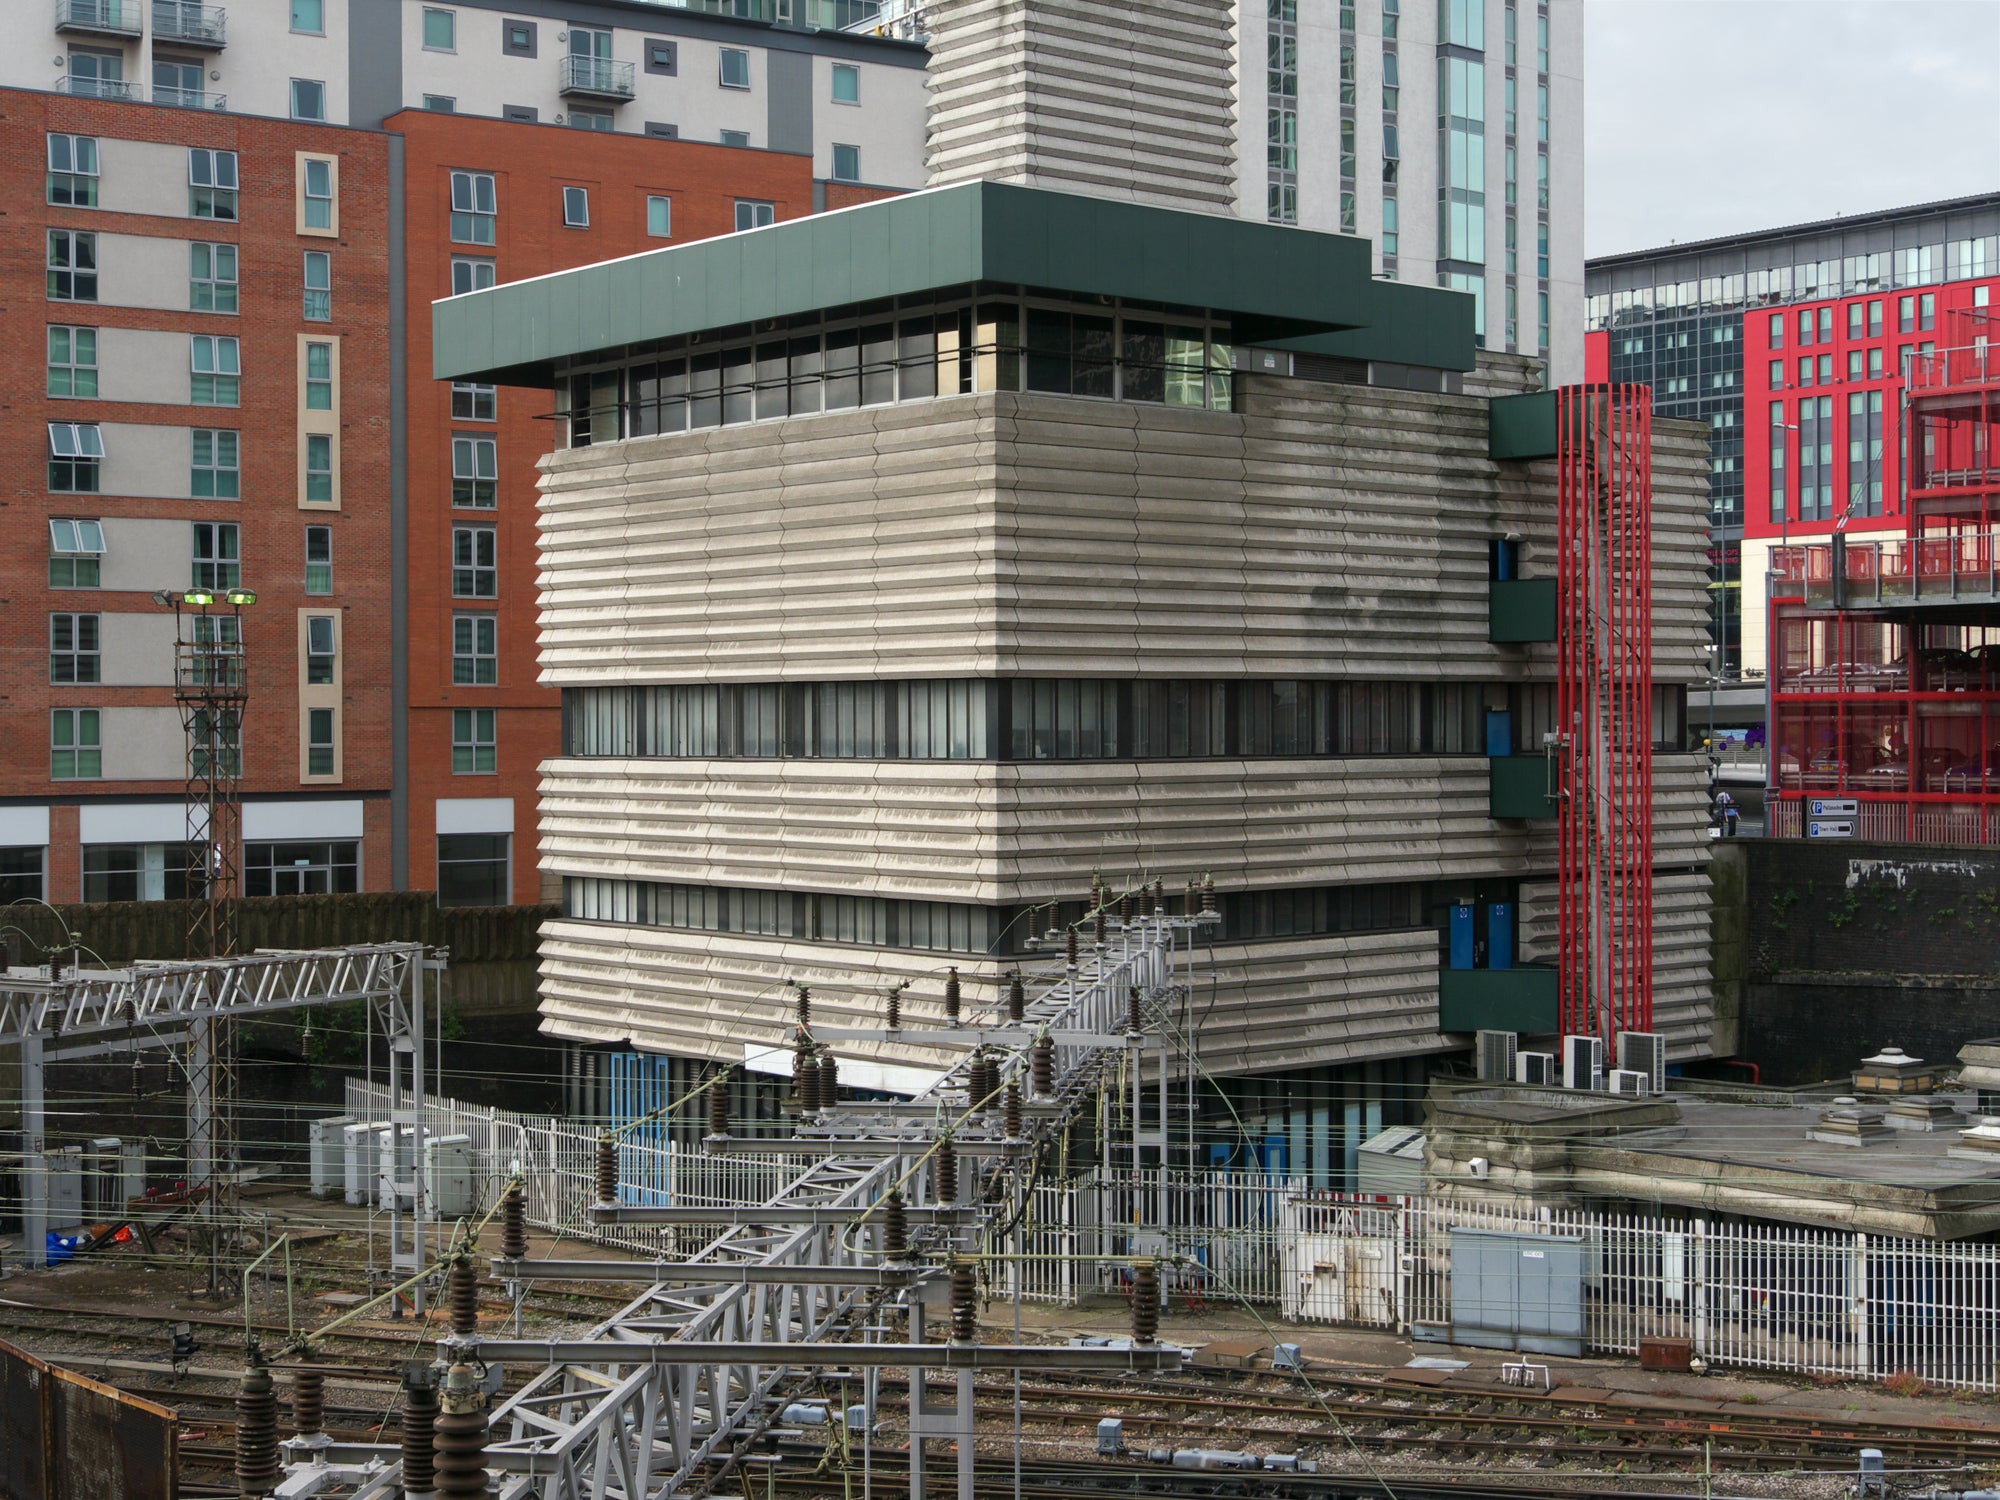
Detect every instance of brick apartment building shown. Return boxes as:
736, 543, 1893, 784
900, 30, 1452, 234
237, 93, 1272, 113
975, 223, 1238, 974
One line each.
0, 0, 926, 910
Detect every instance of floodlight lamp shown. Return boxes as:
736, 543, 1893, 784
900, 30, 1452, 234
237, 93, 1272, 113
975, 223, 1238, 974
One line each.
183, 590, 215, 607
226, 589, 258, 607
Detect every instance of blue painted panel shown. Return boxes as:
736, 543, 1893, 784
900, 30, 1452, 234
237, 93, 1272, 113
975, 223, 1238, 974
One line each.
1489, 903, 1514, 969
1449, 905, 1475, 969
1485, 709, 1513, 758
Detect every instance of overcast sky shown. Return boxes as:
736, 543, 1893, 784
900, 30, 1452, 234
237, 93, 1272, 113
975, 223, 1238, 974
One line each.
1585, 0, 2000, 257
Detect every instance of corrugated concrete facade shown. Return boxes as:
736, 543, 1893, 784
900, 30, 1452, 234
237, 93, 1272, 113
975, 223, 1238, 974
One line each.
923, 0, 1238, 215
531, 364, 1715, 1078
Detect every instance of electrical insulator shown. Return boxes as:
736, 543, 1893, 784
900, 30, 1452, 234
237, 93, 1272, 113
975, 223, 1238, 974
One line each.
944, 966, 961, 1027
499, 1184, 527, 1260
447, 1255, 478, 1338
795, 983, 811, 1031
401, 1363, 440, 1498
1131, 1259, 1160, 1344
1065, 927, 1079, 969
1007, 971, 1025, 1023
1184, 879, 1198, 917
1032, 1031, 1055, 1097
934, 1138, 958, 1204
817, 1050, 840, 1109
1128, 986, 1143, 1036
1201, 873, 1216, 916
707, 1075, 730, 1140
594, 1135, 618, 1207
793, 1038, 816, 1110
1003, 1083, 1022, 1142
233, 1347, 279, 1498
949, 1257, 978, 1343
884, 984, 902, 1031
880, 1189, 908, 1261
433, 1361, 489, 1498
290, 1363, 324, 1439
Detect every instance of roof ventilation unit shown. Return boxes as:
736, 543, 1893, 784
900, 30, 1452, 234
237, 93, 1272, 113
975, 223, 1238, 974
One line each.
1515, 1051, 1556, 1086
1607, 1068, 1651, 1095
1616, 1031, 1666, 1093
1476, 1029, 1518, 1082
1562, 1035, 1604, 1092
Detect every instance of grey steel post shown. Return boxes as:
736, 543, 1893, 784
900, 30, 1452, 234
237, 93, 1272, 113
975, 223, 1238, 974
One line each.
22, 1032, 47, 1269
410, 953, 427, 1317
187, 1014, 217, 1292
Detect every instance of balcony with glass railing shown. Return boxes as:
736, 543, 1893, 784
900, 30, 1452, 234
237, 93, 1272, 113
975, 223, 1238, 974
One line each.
152, 0, 227, 47
1792, 531, 2000, 611
155, 83, 227, 109
57, 73, 138, 100
55, 0, 142, 37
557, 54, 635, 101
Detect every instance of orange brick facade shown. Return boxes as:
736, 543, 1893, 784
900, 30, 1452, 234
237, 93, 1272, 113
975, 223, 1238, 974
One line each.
0, 89, 393, 900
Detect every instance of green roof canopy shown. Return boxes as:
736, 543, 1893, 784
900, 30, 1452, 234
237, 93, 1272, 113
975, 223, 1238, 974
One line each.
432, 180, 1476, 386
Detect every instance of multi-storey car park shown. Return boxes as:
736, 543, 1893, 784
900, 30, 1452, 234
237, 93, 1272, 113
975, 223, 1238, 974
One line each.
431, 173, 1714, 1180
0, 0, 928, 909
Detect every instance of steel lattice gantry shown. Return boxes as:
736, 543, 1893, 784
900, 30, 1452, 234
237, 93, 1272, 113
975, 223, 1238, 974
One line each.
2, 943, 441, 1274
286, 900, 1216, 1500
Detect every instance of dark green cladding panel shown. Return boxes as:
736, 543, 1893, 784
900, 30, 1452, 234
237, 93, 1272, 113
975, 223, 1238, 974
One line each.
1490, 578, 1558, 643
1490, 390, 1559, 459
433, 180, 1473, 385
1438, 967, 1559, 1036
1489, 753, 1558, 819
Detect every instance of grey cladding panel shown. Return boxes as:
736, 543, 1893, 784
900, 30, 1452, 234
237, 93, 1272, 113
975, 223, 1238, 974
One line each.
766, 47, 812, 158
1448, 1229, 1585, 1357
348, 0, 404, 127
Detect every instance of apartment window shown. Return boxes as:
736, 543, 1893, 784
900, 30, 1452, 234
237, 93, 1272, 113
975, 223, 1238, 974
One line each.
450, 257, 496, 296
1817, 307, 1833, 342
1382, 197, 1398, 256
47, 133, 99, 207
719, 48, 750, 88
306, 708, 336, 776
830, 62, 859, 103
190, 149, 238, 220
291, 0, 323, 32
193, 521, 240, 590
450, 171, 497, 245
68, 48, 124, 98
1869, 347, 1883, 379
305, 342, 333, 409
424, 95, 456, 111
305, 433, 334, 503
832, 144, 860, 183
1868, 300, 1883, 337
1848, 350, 1863, 381
735, 199, 775, 232
1768, 312, 1783, 345
438, 833, 510, 906
48, 327, 98, 398
1798, 356, 1812, 387
246, 841, 358, 896
451, 435, 497, 507
306, 615, 337, 684
0, 849, 45, 905
720, 129, 750, 149
562, 186, 590, 227
191, 335, 240, 405
49, 423, 103, 493
1797, 308, 1812, 344
290, 80, 326, 121
86, 843, 203, 902
49, 519, 105, 588
192, 429, 240, 498
452, 708, 497, 773
1768, 359, 1783, 387
1848, 304, 1863, 339
453, 613, 497, 684
305, 525, 333, 594
190, 242, 238, 312
1769, 401, 1786, 523
303, 251, 332, 321
51, 709, 102, 781
1818, 353, 1831, 384
453, 526, 497, 597
1899, 295, 1915, 333
423, 6, 455, 49
503, 19, 536, 55
645, 38, 675, 73
452, 382, 497, 420
303, 157, 335, 230
646, 195, 672, 238
1920, 293, 1935, 331
48, 229, 98, 302
50, 614, 101, 685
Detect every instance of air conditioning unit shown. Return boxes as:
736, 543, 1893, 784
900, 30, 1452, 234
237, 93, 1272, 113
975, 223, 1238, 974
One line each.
1562, 1035, 1605, 1092
1608, 1068, 1651, 1095
1617, 1031, 1667, 1094
1515, 1051, 1556, 1086
1476, 1029, 1519, 1082
309, 1115, 354, 1199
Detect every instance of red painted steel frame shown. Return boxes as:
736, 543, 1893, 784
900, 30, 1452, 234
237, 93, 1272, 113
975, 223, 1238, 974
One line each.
1556, 385, 1654, 1040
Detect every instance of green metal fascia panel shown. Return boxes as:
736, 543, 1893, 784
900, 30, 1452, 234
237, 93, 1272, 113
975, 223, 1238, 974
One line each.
1438, 967, 1559, 1034
1267, 278, 1478, 370
1489, 390, 1559, 459
1489, 578, 1558, 643
432, 181, 1416, 385
1489, 754, 1558, 819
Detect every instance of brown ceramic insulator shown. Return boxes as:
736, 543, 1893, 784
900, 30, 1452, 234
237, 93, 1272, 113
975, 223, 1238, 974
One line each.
1151, 879, 1165, 911
446, 1255, 479, 1337
432, 1366, 490, 1498
884, 984, 901, 1030
594, 1135, 618, 1206
798, 1043, 823, 1114
1031, 1032, 1056, 1097
880, 1189, 908, 1261
1131, 1258, 1160, 1344
1006, 971, 1025, 1023
1201, 873, 1217, 915
401, 1365, 439, 1495
795, 983, 811, 1030
949, 1257, 978, 1343
973, 1053, 1000, 1111
1003, 1083, 1022, 1141
944, 966, 961, 1026
1128, 986, 1143, 1034
1064, 926, 1078, 969
291, 1364, 324, 1438
233, 1356, 280, 1497
933, 1138, 958, 1204
1184, 879, 1198, 917
499, 1183, 528, 1261
1118, 890, 1131, 924
817, 1051, 840, 1108
707, 1075, 730, 1139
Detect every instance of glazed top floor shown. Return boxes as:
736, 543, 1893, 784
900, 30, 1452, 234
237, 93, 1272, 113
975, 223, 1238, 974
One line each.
14, 0, 926, 182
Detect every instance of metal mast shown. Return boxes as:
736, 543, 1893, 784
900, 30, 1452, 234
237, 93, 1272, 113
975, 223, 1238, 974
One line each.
1555, 385, 1655, 1041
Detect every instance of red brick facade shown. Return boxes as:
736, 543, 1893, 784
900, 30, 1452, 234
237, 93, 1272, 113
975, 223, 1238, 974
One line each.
0, 89, 393, 898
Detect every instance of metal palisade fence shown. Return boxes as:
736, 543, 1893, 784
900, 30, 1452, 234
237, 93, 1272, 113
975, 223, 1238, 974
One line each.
1283, 1194, 2000, 1392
